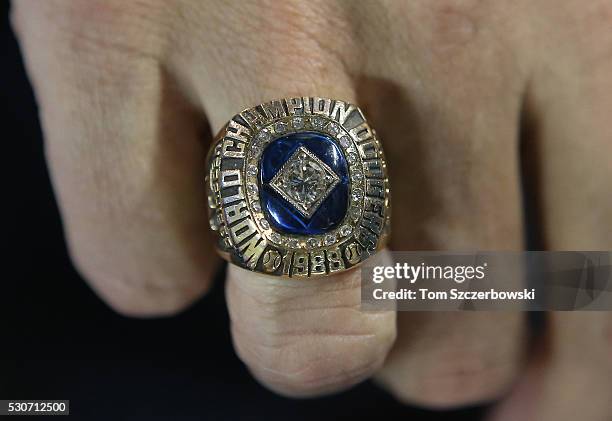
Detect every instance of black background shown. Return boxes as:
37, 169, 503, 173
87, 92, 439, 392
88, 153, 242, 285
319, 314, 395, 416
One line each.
1, 2, 486, 419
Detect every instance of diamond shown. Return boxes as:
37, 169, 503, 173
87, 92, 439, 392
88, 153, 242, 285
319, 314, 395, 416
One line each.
259, 218, 270, 230
274, 122, 287, 134
256, 129, 271, 142
307, 238, 320, 248
247, 164, 258, 177
252, 201, 261, 212
347, 153, 357, 164
351, 188, 363, 202
311, 116, 326, 129
288, 238, 299, 248
351, 172, 363, 181
328, 122, 341, 135
270, 232, 281, 243
324, 234, 336, 245
292, 117, 304, 129
247, 184, 258, 196
340, 225, 353, 237
269, 146, 340, 219
339, 136, 351, 148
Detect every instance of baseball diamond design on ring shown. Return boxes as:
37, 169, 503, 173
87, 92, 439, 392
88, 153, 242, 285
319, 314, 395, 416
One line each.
260, 131, 349, 236
269, 146, 341, 219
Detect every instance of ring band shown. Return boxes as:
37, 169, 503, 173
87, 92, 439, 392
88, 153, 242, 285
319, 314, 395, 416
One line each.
206, 97, 390, 278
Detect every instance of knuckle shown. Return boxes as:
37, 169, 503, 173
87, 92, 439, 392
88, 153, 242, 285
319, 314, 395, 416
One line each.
417, 0, 484, 53
421, 364, 514, 408
386, 355, 517, 409
190, 1, 359, 98
243, 343, 383, 397
70, 250, 209, 318
232, 315, 395, 396
228, 268, 396, 396
17, 0, 169, 61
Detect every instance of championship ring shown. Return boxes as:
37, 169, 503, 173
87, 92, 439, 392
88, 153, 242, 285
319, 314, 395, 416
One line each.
206, 97, 390, 278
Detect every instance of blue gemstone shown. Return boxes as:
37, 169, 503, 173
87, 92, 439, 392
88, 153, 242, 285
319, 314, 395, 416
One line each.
259, 131, 349, 235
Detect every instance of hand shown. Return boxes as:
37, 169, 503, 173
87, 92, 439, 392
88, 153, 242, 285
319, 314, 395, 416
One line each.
13, 0, 612, 418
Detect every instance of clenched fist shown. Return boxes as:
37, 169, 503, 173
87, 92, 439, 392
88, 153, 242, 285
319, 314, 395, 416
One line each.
12, 1, 612, 419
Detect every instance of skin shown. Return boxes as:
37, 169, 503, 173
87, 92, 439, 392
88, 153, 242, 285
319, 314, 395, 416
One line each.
12, 0, 612, 419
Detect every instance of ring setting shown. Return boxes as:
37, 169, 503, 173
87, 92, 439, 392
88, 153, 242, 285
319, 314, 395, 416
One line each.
207, 97, 390, 278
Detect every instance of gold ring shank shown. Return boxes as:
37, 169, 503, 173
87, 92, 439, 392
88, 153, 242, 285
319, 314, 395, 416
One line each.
206, 96, 390, 278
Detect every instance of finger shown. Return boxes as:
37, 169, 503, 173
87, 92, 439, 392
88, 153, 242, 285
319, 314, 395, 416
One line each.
169, 2, 396, 396
489, 313, 612, 421
226, 256, 395, 397
491, 4, 612, 418
13, 1, 219, 316
356, 2, 528, 407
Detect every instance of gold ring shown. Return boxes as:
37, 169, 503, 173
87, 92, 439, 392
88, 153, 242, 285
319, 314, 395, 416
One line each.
206, 97, 390, 278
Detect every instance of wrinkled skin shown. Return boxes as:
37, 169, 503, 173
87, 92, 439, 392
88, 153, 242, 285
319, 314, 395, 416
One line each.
12, 1, 612, 419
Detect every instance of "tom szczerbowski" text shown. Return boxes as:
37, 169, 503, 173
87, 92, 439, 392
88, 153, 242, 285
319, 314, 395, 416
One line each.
373, 288, 536, 301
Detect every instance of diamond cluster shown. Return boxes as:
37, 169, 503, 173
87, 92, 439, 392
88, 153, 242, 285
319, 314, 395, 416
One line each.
270, 146, 340, 219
